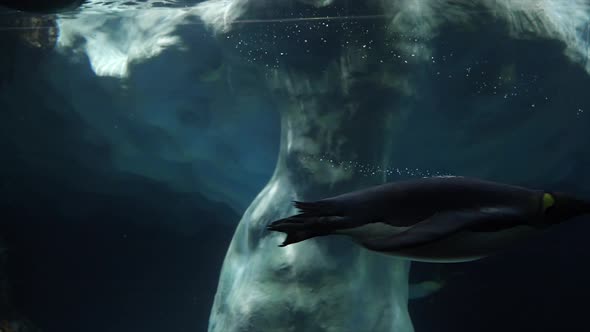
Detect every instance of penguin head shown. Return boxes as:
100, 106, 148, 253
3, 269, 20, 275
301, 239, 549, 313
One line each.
543, 192, 590, 224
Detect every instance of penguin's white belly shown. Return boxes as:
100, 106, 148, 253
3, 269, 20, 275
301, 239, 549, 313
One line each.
393, 225, 537, 263
337, 223, 539, 263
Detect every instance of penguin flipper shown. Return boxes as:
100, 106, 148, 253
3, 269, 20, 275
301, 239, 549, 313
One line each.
362, 208, 524, 252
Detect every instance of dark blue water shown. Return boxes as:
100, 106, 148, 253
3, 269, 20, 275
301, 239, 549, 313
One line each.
1, 1, 590, 332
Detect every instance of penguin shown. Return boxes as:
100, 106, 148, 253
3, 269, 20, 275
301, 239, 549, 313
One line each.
267, 176, 590, 263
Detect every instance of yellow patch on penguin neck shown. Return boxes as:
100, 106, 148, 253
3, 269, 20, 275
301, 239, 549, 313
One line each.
543, 193, 555, 211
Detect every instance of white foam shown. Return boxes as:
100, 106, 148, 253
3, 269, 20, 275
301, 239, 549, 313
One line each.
56, 0, 590, 78
57, 1, 198, 77
379, 0, 590, 73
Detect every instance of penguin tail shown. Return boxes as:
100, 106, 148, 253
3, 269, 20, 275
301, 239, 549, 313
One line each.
266, 215, 329, 247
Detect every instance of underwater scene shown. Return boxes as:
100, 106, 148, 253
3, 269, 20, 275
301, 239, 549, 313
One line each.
1, 0, 590, 331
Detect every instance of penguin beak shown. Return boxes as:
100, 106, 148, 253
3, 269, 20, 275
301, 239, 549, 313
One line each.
547, 192, 590, 224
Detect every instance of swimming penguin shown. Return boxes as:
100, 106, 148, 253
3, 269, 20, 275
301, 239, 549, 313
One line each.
267, 176, 590, 263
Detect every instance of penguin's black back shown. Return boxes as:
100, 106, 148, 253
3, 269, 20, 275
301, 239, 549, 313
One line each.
318, 176, 544, 225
